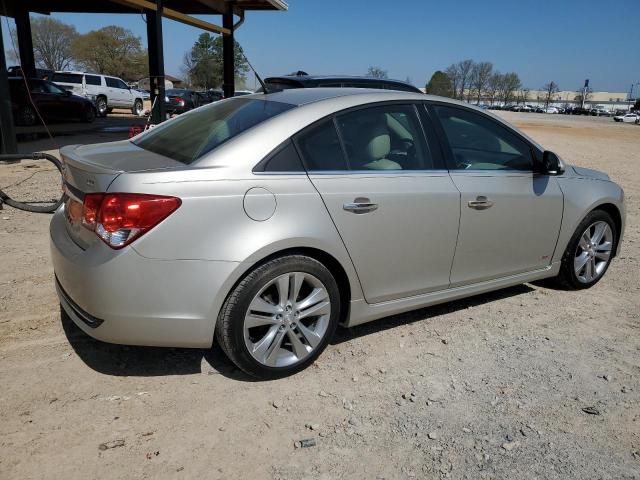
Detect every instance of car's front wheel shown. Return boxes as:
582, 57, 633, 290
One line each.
216, 255, 340, 379
556, 210, 617, 289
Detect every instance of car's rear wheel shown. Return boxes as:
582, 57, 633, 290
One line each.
556, 210, 617, 289
17, 105, 37, 126
132, 99, 143, 116
96, 96, 108, 117
216, 255, 340, 379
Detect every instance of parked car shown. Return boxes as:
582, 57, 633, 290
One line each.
544, 106, 559, 114
7, 66, 54, 80
196, 90, 223, 105
589, 108, 611, 117
52, 89, 625, 378
164, 88, 201, 114
8, 77, 96, 126
259, 74, 423, 94
567, 107, 590, 115
613, 112, 640, 123
51, 71, 145, 117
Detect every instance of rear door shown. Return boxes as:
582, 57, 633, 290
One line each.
295, 103, 460, 304
428, 103, 563, 286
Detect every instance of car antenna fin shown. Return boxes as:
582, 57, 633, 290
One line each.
241, 51, 269, 94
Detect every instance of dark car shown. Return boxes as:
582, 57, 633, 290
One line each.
164, 88, 201, 114
259, 73, 423, 94
195, 90, 223, 105
8, 77, 96, 126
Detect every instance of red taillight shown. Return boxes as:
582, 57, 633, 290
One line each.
81, 193, 181, 249
175, 96, 184, 103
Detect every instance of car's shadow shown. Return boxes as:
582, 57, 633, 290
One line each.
62, 284, 535, 381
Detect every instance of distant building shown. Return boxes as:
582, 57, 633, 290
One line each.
419, 88, 633, 111
137, 75, 183, 91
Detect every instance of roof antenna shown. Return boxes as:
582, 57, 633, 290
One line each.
240, 51, 269, 94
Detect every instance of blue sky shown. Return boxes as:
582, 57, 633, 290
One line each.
2, 0, 639, 93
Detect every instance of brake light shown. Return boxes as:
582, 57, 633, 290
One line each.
81, 193, 181, 249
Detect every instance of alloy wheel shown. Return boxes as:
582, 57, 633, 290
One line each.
574, 220, 613, 284
243, 272, 331, 368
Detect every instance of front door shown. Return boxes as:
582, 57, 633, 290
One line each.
430, 104, 563, 286
295, 103, 460, 304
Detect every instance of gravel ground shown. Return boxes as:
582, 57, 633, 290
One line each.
0, 112, 639, 479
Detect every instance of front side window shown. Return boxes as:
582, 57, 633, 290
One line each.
433, 105, 533, 171
45, 82, 67, 95
134, 98, 295, 164
336, 105, 433, 170
117, 79, 129, 90
105, 77, 119, 88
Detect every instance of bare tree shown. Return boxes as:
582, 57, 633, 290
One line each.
574, 87, 593, 108
518, 88, 531, 105
444, 64, 460, 99
470, 61, 493, 104
542, 81, 560, 109
366, 66, 388, 79
499, 72, 521, 105
486, 72, 502, 105
457, 59, 474, 101
12, 17, 79, 71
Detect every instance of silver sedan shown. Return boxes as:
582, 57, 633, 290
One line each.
51, 89, 625, 378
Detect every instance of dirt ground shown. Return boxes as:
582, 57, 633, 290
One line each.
0, 112, 639, 480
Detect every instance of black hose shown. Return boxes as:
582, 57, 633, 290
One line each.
0, 152, 64, 214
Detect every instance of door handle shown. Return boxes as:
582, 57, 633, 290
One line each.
468, 196, 494, 210
343, 198, 378, 214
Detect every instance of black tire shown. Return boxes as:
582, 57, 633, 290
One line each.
96, 96, 108, 117
555, 210, 617, 290
82, 104, 96, 123
16, 105, 37, 126
132, 99, 143, 116
216, 255, 341, 379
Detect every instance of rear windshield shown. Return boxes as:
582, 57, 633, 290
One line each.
133, 98, 295, 164
52, 73, 83, 84
258, 79, 304, 93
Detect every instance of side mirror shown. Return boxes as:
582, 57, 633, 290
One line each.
542, 150, 565, 175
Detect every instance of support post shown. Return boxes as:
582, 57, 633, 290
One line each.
0, 24, 18, 154
146, 0, 166, 124
222, 6, 235, 98
14, 7, 36, 77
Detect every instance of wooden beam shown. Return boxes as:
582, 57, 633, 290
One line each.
110, 0, 230, 35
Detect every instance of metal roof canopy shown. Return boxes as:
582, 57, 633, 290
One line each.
0, 0, 287, 154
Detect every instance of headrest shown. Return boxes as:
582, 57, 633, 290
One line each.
362, 123, 391, 162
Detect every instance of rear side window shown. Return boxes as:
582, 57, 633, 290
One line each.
433, 105, 533, 171
295, 120, 347, 171
85, 75, 101, 86
52, 73, 82, 84
255, 141, 304, 172
134, 98, 295, 164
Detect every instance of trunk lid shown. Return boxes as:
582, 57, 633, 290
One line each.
60, 140, 183, 249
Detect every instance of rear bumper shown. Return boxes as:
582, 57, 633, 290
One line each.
50, 209, 240, 348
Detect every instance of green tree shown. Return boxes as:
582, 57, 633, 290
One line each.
182, 33, 249, 89
72, 26, 148, 80
425, 70, 452, 97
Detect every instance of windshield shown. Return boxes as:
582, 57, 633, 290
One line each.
133, 98, 295, 164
